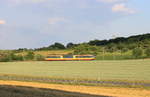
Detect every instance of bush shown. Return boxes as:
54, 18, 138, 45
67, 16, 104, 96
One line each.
132, 48, 143, 58
145, 48, 150, 57
0, 53, 12, 62
0, 53, 24, 62
34, 54, 44, 61
25, 51, 35, 60
121, 48, 128, 53
14, 55, 24, 61
9, 53, 24, 61
0, 56, 11, 62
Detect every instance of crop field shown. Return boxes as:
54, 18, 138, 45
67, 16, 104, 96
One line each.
0, 60, 150, 80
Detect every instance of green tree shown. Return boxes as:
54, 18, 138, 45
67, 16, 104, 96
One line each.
132, 48, 143, 58
145, 48, 150, 57
106, 43, 117, 53
73, 44, 99, 55
35, 54, 44, 61
48, 42, 65, 50
121, 48, 128, 53
66, 42, 77, 49
0, 53, 12, 62
25, 51, 35, 60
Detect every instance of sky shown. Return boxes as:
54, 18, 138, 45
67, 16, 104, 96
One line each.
0, 0, 150, 49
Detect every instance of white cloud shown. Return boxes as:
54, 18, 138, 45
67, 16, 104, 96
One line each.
10, 0, 47, 5
48, 17, 67, 25
112, 3, 136, 14
0, 20, 6, 24
96, 0, 126, 3
30, 0, 47, 3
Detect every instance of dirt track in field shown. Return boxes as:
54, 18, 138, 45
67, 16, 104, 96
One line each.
0, 80, 150, 97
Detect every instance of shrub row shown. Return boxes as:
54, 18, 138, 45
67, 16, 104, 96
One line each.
0, 52, 44, 62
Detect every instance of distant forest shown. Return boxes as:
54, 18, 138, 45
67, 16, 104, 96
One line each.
33, 33, 150, 51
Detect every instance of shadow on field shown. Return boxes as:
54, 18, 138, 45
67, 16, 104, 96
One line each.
0, 85, 113, 97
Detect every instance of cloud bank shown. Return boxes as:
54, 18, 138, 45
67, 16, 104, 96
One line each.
112, 3, 136, 14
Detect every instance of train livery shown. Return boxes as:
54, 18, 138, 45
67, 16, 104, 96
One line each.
45, 55, 95, 61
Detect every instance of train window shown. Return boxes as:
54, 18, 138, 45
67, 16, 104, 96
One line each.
75, 55, 94, 58
63, 55, 73, 58
47, 56, 61, 58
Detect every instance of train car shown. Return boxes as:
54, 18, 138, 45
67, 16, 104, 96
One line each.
45, 55, 95, 61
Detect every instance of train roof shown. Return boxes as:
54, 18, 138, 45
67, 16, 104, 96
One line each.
47, 54, 95, 56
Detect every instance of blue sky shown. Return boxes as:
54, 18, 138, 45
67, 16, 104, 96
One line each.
0, 0, 150, 49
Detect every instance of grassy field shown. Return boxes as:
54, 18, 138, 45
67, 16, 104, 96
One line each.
0, 60, 150, 81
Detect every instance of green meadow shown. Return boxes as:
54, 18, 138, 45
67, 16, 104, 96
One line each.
0, 60, 150, 81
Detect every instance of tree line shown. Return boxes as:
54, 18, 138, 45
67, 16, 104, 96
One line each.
1, 33, 150, 61
33, 33, 150, 51
0, 51, 44, 62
